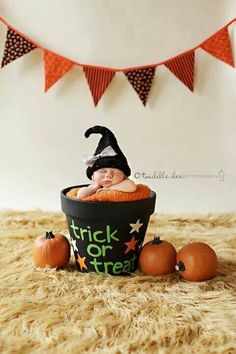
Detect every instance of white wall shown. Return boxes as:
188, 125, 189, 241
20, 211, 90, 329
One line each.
0, 0, 236, 213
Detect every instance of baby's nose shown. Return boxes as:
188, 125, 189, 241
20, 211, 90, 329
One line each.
105, 171, 113, 178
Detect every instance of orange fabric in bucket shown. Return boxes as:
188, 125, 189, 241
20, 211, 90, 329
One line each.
66, 184, 151, 202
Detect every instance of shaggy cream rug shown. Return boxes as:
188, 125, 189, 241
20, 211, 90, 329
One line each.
0, 210, 236, 354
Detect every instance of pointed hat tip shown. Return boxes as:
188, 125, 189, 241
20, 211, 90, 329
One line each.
84, 126, 113, 138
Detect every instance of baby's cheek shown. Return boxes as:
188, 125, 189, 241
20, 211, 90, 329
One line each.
115, 176, 124, 184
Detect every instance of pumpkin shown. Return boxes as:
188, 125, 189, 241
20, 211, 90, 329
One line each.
139, 236, 177, 276
175, 242, 218, 281
32, 231, 71, 269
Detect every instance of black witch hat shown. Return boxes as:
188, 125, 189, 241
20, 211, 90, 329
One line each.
84, 126, 131, 180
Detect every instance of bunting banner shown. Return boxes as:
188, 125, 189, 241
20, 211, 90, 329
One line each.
0, 16, 235, 107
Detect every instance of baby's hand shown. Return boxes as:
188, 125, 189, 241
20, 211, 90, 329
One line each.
91, 182, 100, 190
76, 183, 100, 199
96, 187, 110, 193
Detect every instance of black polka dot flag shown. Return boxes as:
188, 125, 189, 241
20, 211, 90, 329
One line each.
1, 28, 37, 68
124, 67, 156, 106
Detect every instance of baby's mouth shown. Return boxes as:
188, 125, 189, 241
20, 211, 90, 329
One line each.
103, 180, 112, 185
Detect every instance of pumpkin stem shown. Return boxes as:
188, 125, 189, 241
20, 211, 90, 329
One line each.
152, 236, 162, 245
45, 231, 55, 239
175, 261, 185, 271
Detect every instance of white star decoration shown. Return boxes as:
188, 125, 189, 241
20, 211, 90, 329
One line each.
72, 239, 79, 252
130, 219, 143, 233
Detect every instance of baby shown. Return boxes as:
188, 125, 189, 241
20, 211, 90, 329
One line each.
76, 125, 137, 200
77, 167, 136, 199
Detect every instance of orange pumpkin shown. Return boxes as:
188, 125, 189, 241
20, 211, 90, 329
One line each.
175, 242, 218, 281
32, 231, 71, 269
139, 236, 177, 276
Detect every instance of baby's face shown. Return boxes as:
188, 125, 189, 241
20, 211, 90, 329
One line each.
92, 168, 125, 187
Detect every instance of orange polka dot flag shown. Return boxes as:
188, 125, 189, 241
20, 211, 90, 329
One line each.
44, 50, 74, 92
200, 27, 234, 67
0, 16, 235, 107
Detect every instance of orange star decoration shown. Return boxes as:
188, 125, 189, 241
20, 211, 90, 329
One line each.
77, 254, 88, 271
124, 236, 139, 254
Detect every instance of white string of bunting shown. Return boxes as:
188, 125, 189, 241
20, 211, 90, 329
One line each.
0, 17, 235, 106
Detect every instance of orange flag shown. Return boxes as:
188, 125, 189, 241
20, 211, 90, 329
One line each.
164, 51, 195, 91
200, 27, 234, 67
44, 50, 74, 91
83, 67, 115, 106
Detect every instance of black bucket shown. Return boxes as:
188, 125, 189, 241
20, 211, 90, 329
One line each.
61, 185, 156, 275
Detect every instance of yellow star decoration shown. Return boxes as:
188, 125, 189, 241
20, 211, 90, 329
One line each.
77, 254, 87, 271
130, 219, 143, 233
124, 236, 139, 254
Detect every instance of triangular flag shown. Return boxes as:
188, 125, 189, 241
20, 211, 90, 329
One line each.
44, 50, 74, 92
1, 28, 37, 68
83, 67, 115, 106
200, 27, 234, 67
164, 51, 195, 91
124, 67, 155, 106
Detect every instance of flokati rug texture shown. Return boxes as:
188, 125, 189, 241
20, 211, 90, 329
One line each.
0, 210, 236, 354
